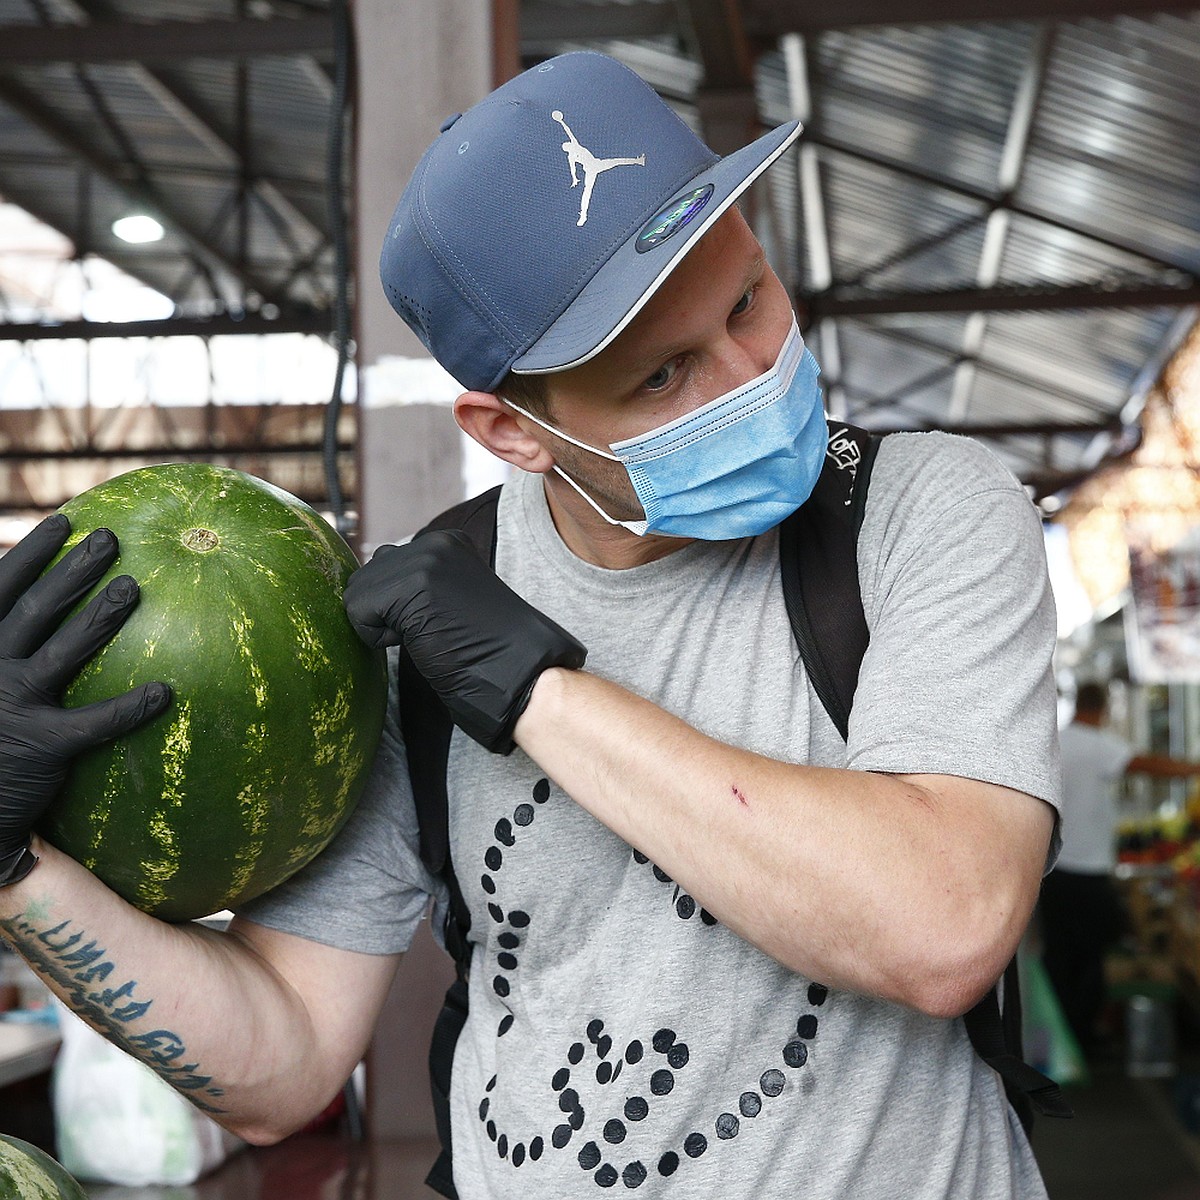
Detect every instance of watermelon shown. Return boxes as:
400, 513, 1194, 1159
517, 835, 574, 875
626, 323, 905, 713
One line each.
39, 463, 388, 921
0, 1134, 87, 1200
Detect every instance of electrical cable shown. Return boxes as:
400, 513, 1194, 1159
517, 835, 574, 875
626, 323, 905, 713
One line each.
323, 0, 353, 534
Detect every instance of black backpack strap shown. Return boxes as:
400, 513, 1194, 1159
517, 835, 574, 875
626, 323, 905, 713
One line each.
963, 961, 1075, 1132
779, 421, 881, 741
779, 422, 1071, 1130
395, 485, 502, 1200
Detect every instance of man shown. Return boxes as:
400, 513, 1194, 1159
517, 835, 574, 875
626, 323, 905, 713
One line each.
0, 51, 1058, 1198
1042, 681, 1200, 1054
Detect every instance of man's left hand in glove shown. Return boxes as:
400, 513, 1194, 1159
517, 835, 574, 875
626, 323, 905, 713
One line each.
344, 530, 586, 754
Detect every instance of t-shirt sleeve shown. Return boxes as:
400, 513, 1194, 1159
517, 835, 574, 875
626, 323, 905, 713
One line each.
235, 647, 446, 954
848, 434, 1062, 824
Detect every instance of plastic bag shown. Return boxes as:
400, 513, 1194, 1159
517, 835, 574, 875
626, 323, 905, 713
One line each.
51, 1003, 244, 1186
1019, 951, 1090, 1088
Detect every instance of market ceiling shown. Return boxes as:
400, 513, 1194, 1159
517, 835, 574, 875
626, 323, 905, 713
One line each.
0, 0, 1197, 505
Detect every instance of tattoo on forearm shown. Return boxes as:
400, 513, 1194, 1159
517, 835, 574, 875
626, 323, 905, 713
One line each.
0, 913, 227, 1113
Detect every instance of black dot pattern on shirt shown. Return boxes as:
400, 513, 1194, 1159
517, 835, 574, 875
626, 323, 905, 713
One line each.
473, 997, 833, 1188
630, 850, 713, 927
467, 761, 834, 1184
603, 1119, 626, 1144
783, 1040, 808, 1068
478, 779, 554, 1012
760, 1069, 785, 1097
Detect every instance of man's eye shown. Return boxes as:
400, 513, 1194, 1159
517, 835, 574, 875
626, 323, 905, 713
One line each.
644, 359, 679, 391
731, 287, 754, 317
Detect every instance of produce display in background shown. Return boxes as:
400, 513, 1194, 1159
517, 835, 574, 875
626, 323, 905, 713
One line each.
0, 1133, 88, 1200
1117, 792, 1200, 870
39, 463, 388, 921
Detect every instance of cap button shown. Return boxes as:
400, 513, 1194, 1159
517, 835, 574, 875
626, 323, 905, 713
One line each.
439, 113, 463, 133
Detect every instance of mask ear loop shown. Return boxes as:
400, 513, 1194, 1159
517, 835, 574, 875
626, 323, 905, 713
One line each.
500, 396, 650, 536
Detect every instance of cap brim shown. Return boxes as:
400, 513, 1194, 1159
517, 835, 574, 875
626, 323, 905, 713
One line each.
510, 119, 802, 377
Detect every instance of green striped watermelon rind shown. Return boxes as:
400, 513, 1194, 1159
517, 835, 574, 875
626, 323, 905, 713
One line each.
0, 1134, 87, 1200
40, 463, 388, 922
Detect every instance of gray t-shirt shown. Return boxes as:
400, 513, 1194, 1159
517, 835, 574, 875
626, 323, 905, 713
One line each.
241, 431, 1061, 1199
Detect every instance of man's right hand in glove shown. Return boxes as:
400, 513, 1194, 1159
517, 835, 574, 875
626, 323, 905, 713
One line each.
0, 513, 172, 888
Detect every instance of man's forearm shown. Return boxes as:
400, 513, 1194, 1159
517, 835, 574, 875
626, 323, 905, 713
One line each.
0, 839, 329, 1142
515, 668, 1053, 1018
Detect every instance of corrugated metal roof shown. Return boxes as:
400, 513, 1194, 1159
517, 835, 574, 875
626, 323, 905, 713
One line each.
0, 1, 1196, 508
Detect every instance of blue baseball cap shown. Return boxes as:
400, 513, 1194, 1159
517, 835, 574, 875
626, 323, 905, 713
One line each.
380, 51, 801, 393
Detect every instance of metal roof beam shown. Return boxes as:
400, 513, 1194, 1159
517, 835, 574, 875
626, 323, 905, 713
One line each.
44, 0, 327, 283
0, 441, 349, 462
808, 132, 1189, 276
0, 308, 330, 340
0, 14, 333, 66
860, 323, 1119, 416
947, 22, 1054, 422
802, 278, 1200, 318
785, 33, 848, 417
682, 0, 759, 155
0, 75, 295, 306
520, 1, 677, 44
739, 0, 1198, 34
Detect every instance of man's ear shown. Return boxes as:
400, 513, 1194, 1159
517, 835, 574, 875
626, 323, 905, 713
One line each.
454, 391, 556, 473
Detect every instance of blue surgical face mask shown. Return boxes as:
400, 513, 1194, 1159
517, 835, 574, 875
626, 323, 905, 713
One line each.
504, 320, 827, 540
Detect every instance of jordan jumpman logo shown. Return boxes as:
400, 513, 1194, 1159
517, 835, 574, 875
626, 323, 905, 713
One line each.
552, 110, 645, 227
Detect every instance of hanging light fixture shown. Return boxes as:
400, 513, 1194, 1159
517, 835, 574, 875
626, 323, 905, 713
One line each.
111, 213, 165, 244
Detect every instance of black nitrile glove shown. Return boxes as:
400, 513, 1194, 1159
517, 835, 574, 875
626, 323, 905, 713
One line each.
345, 530, 586, 754
0, 514, 173, 886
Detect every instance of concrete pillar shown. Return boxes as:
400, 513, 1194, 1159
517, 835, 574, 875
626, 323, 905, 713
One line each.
352, 0, 495, 1142
355, 0, 498, 552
